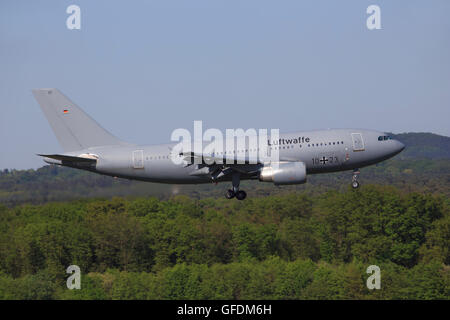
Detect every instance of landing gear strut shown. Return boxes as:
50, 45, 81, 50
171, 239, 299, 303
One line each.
351, 169, 360, 189
225, 172, 247, 200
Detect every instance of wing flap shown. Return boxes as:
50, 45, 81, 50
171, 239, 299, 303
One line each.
180, 151, 261, 166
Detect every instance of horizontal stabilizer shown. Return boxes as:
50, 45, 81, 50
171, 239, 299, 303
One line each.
38, 154, 97, 163
38, 154, 97, 169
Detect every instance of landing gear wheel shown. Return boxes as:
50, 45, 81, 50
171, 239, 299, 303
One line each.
225, 189, 235, 199
235, 190, 247, 200
351, 169, 360, 189
225, 172, 243, 200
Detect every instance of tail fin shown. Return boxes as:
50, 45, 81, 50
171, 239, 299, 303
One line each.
32, 88, 127, 152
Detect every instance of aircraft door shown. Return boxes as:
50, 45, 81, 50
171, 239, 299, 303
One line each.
351, 133, 365, 151
132, 150, 144, 169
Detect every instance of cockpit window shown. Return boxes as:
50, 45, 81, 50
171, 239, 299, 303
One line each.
378, 135, 392, 141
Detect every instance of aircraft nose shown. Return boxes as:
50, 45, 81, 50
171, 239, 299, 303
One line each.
395, 140, 405, 153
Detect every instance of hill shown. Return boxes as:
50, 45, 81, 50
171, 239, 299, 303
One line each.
391, 132, 450, 159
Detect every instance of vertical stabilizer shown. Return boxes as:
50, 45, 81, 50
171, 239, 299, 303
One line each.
32, 88, 127, 152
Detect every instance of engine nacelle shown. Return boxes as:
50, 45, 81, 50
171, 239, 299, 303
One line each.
259, 161, 307, 185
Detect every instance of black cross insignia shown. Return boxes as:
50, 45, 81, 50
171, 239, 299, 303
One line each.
319, 156, 328, 165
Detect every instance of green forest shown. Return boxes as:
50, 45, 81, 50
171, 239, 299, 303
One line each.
0, 132, 449, 299
0, 187, 448, 299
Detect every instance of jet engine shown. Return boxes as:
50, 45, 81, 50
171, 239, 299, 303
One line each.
259, 161, 307, 185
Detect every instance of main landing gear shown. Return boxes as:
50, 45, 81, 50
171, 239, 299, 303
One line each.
226, 189, 247, 200
225, 172, 247, 200
351, 169, 360, 189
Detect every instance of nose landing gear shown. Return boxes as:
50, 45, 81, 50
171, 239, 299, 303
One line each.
351, 169, 360, 189
225, 172, 247, 200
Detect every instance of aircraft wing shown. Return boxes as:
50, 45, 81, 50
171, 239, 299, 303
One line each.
179, 151, 262, 166
179, 151, 263, 180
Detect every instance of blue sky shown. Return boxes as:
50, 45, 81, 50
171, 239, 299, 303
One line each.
1, 0, 449, 169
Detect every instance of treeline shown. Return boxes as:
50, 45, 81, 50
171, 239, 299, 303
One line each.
0, 185, 448, 299
1, 158, 449, 206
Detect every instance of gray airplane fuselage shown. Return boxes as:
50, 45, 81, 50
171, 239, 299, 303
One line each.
54, 128, 405, 184
32, 88, 405, 195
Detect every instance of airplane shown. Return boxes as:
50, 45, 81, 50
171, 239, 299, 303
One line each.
32, 88, 405, 200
